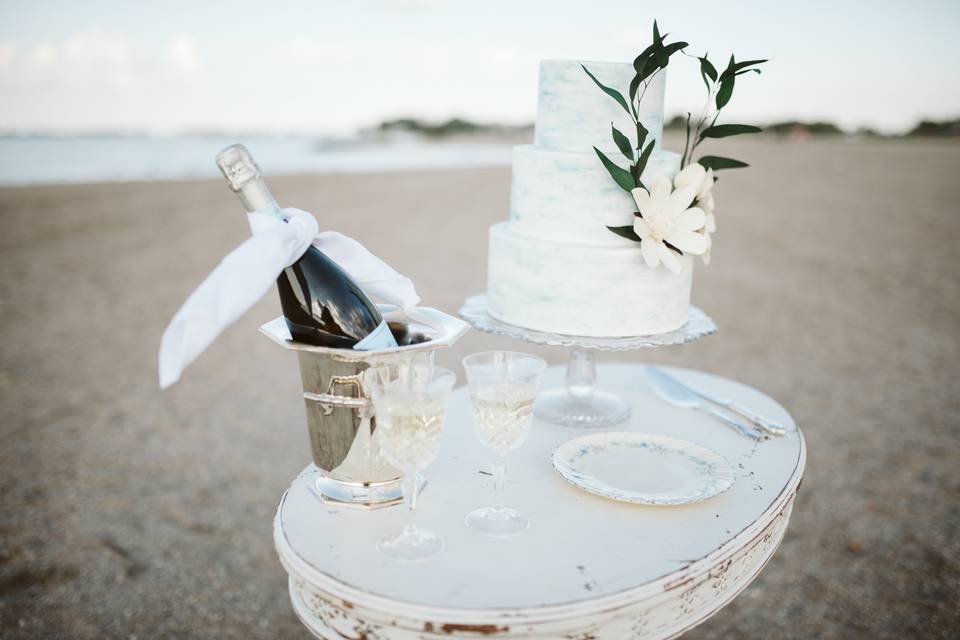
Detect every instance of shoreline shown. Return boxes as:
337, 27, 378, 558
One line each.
1, 136, 956, 190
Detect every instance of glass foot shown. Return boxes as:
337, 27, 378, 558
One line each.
534, 388, 631, 427
377, 524, 444, 563
466, 506, 529, 538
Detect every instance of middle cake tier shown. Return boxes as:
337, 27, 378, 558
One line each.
510, 144, 681, 246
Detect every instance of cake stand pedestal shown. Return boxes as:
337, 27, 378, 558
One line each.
459, 294, 717, 427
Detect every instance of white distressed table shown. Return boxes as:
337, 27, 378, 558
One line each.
274, 364, 806, 639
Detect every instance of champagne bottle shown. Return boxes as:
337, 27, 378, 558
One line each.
215, 144, 397, 350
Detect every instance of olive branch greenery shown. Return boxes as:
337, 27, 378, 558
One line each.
581, 21, 686, 195
680, 52, 767, 170
581, 21, 767, 244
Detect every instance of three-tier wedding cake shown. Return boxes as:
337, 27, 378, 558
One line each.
485, 60, 690, 337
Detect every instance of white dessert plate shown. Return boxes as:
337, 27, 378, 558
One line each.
551, 432, 735, 506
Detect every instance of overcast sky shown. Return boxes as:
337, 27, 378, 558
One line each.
1, 0, 958, 135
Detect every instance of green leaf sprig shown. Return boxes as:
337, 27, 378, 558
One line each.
582, 20, 687, 195
582, 21, 767, 248
680, 53, 767, 171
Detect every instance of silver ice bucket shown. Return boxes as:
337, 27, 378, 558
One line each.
260, 306, 469, 508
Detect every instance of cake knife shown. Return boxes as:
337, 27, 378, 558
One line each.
646, 367, 787, 437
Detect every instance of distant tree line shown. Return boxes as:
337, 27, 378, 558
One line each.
906, 119, 960, 137
664, 115, 960, 138
374, 118, 532, 138
370, 116, 960, 140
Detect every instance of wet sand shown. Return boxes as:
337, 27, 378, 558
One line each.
0, 137, 958, 638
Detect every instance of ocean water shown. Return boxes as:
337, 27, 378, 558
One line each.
0, 135, 514, 186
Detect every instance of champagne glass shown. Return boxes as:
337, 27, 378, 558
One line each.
364, 362, 456, 562
462, 351, 547, 537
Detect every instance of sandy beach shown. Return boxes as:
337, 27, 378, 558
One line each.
1, 137, 958, 638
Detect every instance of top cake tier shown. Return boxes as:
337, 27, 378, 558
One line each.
535, 59, 666, 153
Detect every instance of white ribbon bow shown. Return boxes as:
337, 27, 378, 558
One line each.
158, 208, 419, 389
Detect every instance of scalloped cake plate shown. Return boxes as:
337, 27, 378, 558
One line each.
551, 432, 735, 506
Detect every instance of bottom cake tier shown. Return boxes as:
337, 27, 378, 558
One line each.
486, 222, 693, 337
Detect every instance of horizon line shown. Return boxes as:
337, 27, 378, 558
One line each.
0, 115, 956, 140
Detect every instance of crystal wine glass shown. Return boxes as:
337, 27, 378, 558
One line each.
364, 361, 456, 562
462, 351, 547, 537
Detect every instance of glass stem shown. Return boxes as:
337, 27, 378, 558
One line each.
403, 468, 418, 532
566, 348, 596, 400
491, 455, 507, 510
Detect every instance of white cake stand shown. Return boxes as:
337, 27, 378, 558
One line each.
459, 294, 717, 427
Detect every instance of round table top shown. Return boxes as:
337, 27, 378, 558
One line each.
275, 363, 805, 620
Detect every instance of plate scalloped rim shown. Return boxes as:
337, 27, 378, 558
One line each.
551, 431, 736, 506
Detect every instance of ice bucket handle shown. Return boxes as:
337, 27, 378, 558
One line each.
302, 391, 368, 408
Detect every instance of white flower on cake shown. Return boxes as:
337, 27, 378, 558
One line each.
583, 24, 764, 275
673, 163, 717, 265
631, 177, 708, 274
700, 209, 716, 265
674, 163, 715, 214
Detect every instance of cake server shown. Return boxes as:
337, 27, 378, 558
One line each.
645, 367, 764, 441
646, 367, 787, 437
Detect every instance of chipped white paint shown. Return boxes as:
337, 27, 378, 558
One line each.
274, 364, 806, 639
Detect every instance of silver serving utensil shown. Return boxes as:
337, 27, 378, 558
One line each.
647, 367, 787, 437
645, 367, 764, 441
